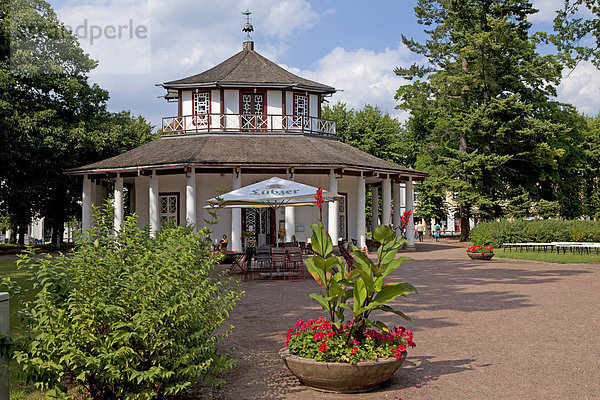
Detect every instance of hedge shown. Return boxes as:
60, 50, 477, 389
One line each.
470, 219, 600, 247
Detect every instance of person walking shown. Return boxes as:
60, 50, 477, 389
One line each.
434, 222, 441, 242
416, 221, 424, 242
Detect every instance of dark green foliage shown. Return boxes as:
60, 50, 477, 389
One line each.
13, 207, 243, 399
322, 102, 404, 165
546, 0, 600, 68
0, 0, 155, 245
470, 219, 600, 247
395, 0, 583, 239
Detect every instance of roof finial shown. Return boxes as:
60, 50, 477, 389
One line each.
242, 9, 254, 42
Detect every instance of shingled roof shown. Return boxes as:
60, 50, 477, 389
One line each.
71, 134, 427, 178
161, 45, 335, 94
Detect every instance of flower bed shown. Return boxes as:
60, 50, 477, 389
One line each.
286, 317, 415, 364
466, 245, 494, 254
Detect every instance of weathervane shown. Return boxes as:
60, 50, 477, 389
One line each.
242, 9, 254, 41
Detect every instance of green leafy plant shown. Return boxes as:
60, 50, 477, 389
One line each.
470, 219, 600, 247
304, 221, 417, 336
13, 206, 243, 399
286, 188, 417, 363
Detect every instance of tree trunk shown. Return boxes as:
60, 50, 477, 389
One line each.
460, 205, 470, 242
18, 224, 26, 245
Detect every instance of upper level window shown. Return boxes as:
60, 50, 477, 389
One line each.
241, 92, 265, 115
193, 92, 210, 126
294, 94, 308, 116
240, 91, 266, 131
293, 93, 309, 129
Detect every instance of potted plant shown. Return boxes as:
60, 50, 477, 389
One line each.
466, 245, 495, 260
280, 214, 418, 392
277, 228, 286, 242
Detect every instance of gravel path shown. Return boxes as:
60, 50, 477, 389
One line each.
212, 239, 600, 399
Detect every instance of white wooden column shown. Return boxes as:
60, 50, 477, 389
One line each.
231, 170, 242, 251
406, 178, 415, 248
357, 173, 366, 249
285, 169, 296, 242
393, 182, 401, 235
0, 292, 8, 399
82, 175, 92, 232
149, 171, 159, 237
371, 186, 379, 233
186, 168, 197, 229
382, 177, 391, 227
114, 174, 124, 232
327, 169, 339, 246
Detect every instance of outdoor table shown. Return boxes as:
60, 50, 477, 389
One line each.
227, 252, 246, 276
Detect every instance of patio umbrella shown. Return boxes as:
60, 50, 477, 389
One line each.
206, 176, 342, 208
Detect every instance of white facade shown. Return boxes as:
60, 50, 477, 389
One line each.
80, 170, 422, 251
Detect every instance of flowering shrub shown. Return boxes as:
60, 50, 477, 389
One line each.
400, 209, 412, 230
466, 245, 494, 254
277, 228, 286, 240
286, 317, 415, 363
288, 189, 418, 364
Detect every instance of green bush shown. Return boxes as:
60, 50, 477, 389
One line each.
13, 208, 243, 399
470, 219, 600, 247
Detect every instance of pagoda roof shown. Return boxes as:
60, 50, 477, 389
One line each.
160, 44, 335, 97
70, 134, 427, 179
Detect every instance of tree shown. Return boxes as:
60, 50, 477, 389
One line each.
323, 103, 418, 229
548, 0, 600, 68
414, 179, 446, 234
396, 0, 572, 240
323, 102, 404, 164
0, 0, 154, 244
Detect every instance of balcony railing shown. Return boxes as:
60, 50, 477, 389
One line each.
161, 113, 336, 137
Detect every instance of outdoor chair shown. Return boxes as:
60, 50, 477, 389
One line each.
270, 247, 288, 280
286, 247, 305, 280
249, 245, 272, 280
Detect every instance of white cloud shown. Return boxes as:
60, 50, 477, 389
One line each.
262, 0, 319, 37
288, 44, 416, 121
56, 2, 152, 74
52, 0, 320, 127
557, 61, 600, 116
530, 0, 562, 22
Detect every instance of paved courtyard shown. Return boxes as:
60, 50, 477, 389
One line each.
213, 239, 600, 399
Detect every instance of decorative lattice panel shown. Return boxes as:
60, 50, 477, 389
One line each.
338, 196, 346, 239
193, 92, 209, 126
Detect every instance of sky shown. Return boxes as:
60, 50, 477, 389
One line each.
47, 0, 600, 131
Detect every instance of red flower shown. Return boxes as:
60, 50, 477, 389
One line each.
315, 187, 324, 209
313, 332, 325, 341
319, 342, 327, 352
400, 209, 412, 230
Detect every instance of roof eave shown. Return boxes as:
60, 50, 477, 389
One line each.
159, 81, 336, 93
67, 162, 428, 178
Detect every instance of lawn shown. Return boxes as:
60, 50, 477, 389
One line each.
0, 258, 43, 399
495, 249, 600, 264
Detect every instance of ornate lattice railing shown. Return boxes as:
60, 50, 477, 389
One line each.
161, 113, 336, 137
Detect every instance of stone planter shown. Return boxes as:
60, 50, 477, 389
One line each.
467, 252, 494, 260
279, 347, 406, 393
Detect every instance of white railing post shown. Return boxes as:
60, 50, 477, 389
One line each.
161, 113, 337, 136
0, 292, 9, 399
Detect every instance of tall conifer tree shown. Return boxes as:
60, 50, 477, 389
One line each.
396, 0, 573, 239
